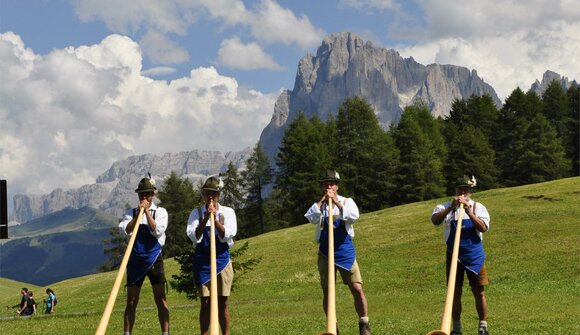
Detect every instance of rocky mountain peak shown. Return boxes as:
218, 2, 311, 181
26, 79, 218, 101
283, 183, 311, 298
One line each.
259, 32, 502, 159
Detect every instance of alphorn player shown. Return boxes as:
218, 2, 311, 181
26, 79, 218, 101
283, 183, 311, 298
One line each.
431, 175, 490, 335
118, 175, 170, 335
187, 176, 237, 335
304, 170, 371, 335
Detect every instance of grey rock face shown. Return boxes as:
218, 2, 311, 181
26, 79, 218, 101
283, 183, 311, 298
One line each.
259, 32, 502, 158
530, 70, 575, 96
13, 149, 251, 223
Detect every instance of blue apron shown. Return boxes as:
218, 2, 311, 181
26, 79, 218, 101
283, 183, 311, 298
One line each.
319, 207, 356, 271
127, 209, 162, 285
446, 211, 485, 275
193, 213, 231, 286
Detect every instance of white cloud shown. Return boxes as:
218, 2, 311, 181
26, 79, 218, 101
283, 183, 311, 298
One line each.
140, 30, 189, 64
218, 37, 284, 70
0, 33, 277, 198
393, 0, 580, 100
250, 0, 326, 48
74, 0, 194, 35
338, 0, 398, 11
142, 66, 177, 77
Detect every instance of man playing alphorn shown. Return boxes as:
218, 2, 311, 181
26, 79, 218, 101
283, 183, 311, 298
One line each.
431, 175, 490, 335
187, 176, 237, 335
304, 170, 371, 335
119, 176, 170, 335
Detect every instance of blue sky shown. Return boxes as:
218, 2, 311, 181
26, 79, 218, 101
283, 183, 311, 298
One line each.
1, 0, 579, 213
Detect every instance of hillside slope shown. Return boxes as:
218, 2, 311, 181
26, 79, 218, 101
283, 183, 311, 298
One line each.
1, 177, 579, 334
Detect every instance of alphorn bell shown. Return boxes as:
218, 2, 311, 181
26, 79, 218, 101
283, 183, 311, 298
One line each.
209, 203, 220, 334
321, 197, 337, 335
427, 203, 465, 335
95, 207, 145, 335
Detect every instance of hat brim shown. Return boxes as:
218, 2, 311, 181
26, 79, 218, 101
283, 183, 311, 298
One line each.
319, 178, 340, 183
135, 188, 156, 193
202, 188, 221, 192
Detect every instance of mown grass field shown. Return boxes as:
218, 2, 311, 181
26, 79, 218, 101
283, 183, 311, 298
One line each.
1, 177, 579, 334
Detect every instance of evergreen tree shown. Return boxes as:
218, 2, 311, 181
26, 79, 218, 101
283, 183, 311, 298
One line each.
157, 171, 200, 257
511, 113, 570, 184
392, 103, 445, 204
334, 96, 398, 211
444, 95, 499, 192
542, 80, 570, 138
567, 83, 579, 175
240, 143, 273, 237
496, 88, 535, 184
442, 122, 498, 194
220, 162, 244, 210
99, 225, 127, 271
275, 113, 332, 226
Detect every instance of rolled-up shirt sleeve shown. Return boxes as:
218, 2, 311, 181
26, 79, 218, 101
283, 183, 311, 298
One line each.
186, 208, 203, 247
305, 203, 322, 224
150, 207, 168, 238
220, 206, 237, 246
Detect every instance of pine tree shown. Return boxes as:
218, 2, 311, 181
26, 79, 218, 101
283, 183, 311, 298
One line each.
512, 113, 570, 184
392, 103, 445, 204
157, 171, 200, 257
220, 162, 244, 210
567, 83, 579, 175
443, 122, 498, 194
240, 143, 273, 237
497, 88, 536, 185
275, 113, 332, 226
334, 96, 398, 211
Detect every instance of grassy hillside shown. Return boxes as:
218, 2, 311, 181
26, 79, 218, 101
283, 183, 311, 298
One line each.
1, 178, 579, 334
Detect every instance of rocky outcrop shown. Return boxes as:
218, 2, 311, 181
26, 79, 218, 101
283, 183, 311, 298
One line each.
13, 149, 251, 223
259, 32, 502, 158
530, 70, 575, 96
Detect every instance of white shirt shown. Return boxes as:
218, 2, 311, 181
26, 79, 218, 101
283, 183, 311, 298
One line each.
304, 195, 360, 241
431, 199, 490, 242
186, 204, 237, 248
118, 203, 168, 246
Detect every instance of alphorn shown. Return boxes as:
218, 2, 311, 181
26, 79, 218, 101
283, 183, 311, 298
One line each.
321, 197, 337, 335
427, 203, 465, 335
209, 207, 220, 334
95, 207, 145, 335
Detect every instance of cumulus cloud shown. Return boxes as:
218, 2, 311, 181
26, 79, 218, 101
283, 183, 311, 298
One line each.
140, 30, 189, 64
218, 37, 284, 70
0, 33, 277, 199
74, 0, 325, 66
249, 0, 326, 48
338, 0, 399, 11
392, 0, 580, 100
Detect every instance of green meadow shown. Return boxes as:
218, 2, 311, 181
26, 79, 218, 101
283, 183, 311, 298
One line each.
1, 177, 579, 334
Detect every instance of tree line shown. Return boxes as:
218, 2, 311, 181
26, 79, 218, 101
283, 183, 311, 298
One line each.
102, 80, 578, 297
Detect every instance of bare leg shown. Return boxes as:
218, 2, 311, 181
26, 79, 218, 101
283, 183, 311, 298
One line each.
218, 296, 230, 335
124, 286, 141, 332
152, 283, 169, 332
472, 285, 487, 321
451, 284, 463, 321
348, 282, 368, 317
199, 297, 210, 335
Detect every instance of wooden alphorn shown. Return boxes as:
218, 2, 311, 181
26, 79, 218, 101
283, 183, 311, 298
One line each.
427, 203, 465, 335
209, 207, 219, 334
95, 207, 144, 335
322, 197, 337, 335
